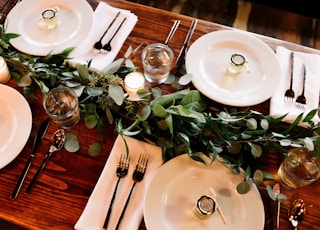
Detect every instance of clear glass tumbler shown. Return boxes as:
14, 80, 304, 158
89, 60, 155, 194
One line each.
277, 147, 320, 189
43, 85, 80, 129
141, 43, 174, 84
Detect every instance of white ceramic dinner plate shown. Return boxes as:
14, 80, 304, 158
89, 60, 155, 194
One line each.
0, 85, 32, 169
186, 30, 281, 106
144, 154, 265, 230
5, 0, 93, 55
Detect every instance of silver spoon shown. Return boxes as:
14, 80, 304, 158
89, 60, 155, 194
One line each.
289, 199, 306, 230
25, 129, 65, 194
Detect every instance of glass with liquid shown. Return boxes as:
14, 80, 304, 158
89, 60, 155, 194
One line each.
278, 147, 320, 189
142, 43, 174, 83
43, 85, 80, 128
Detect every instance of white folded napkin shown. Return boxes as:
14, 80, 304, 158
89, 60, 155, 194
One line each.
75, 135, 163, 230
270, 46, 320, 124
69, 2, 138, 72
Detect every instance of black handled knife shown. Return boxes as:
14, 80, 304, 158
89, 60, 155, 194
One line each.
173, 19, 198, 74
10, 118, 50, 200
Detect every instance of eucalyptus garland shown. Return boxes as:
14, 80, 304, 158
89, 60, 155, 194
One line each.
1, 25, 320, 196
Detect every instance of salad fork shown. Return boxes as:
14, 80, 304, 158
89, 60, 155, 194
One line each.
102, 154, 129, 229
115, 154, 149, 230
295, 64, 306, 110
101, 17, 126, 52
92, 11, 120, 52
284, 52, 295, 103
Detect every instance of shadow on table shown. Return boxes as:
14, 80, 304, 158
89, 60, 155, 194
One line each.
0, 219, 27, 230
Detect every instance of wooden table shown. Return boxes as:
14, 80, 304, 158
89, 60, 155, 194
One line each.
0, 0, 319, 229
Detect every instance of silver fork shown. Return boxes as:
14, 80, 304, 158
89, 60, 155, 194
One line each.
284, 52, 295, 103
92, 11, 120, 52
295, 64, 307, 110
102, 154, 129, 229
115, 154, 149, 230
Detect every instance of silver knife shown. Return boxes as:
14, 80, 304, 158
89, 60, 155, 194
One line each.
173, 19, 198, 74
10, 118, 50, 200
270, 183, 281, 230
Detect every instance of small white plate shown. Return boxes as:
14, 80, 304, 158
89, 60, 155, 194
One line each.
144, 154, 265, 230
186, 30, 281, 106
0, 85, 32, 169
5, 0, 93, 55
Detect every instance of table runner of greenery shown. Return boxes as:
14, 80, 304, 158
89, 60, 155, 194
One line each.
1, 25, 319, 195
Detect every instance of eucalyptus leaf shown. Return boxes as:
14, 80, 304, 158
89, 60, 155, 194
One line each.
251, 144, 262, 157
64, 132, 80, 152
236, 181, 250, 194
86, 87, 104, 97
304, 137, 314, 151
88, 142, 102, 156
124, 45, 133, 59
109, 85, 124, 106
152, 104, 167, 118
266, 185, 276, 201
277, 193, 287, 202
18, 74, 32, 87
103, 58, 124, 74
72, 85, 86, 97
84, 114, 99, 129
77, 64, 90, 80
178, 73, 192, 85
137, 104, 151, 121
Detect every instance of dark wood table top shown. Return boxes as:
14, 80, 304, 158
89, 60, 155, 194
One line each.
0, 0, 319, 229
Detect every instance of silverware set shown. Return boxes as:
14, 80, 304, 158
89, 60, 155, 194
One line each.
10, 121, 66, 199
103, 153, 149, 230
92, 11, 126, 53
284, 52, 307, 110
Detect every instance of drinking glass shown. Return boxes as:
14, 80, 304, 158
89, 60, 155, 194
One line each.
43, 85, 80, 128
277, 147, 320, 189
141, 43, 174, 83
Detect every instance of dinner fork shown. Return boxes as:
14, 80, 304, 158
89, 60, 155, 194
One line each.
295, 64, 307, 110
115, 154, 149, 230
92, 11, 120, 52
284, 52, 295, 103
102, 154, 129, 229
101, 17, 126, 52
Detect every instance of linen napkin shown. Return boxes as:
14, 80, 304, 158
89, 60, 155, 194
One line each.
74, 135, 163, 230
270, 46, 320, 124
69, 2, 138, 72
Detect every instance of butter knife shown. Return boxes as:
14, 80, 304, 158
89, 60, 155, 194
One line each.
10, 118, 50, 200
270, 183, 281, 230
173, 19, 198, 74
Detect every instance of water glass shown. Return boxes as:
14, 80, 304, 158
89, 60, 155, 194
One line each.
277, 147, 320, 189
141, 43, 174, 83
43, 85, 80, 128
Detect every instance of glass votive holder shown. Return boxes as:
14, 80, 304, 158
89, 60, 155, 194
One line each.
193, 195, 216, 220
227, 53, 249, 75
124, 72, 145, 94
0, 56, 10, 83
41, 7, 59, 29
277, 147, 320, 189
43, 85, 80, 129
141, 43, 174, 84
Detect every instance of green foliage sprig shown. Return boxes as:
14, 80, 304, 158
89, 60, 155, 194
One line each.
2, 25, 320, 196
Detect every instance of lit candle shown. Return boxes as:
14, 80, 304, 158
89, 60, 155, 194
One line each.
124, 72, 145, 93
0, 57, 10, 83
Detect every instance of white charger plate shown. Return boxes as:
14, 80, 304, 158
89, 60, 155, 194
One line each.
186, 30, 281, 106
5, 0, 93, 55
144, 154, 265, 230
0, 84, 32, 169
